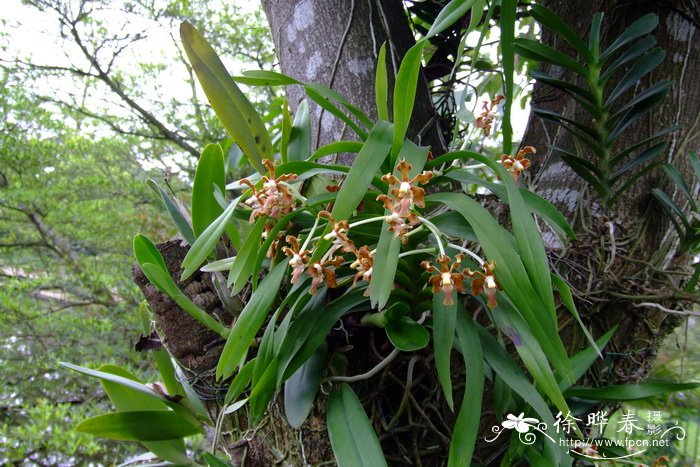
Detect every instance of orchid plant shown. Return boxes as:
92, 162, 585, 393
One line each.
60, 2, 697, 466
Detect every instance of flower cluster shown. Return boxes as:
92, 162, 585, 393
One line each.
500, 146, 535, 183
377, 160, 433, 241
422, 255, 502, 307
240, 159, 298, 222
283, 212, 375, 295
475, 94, 505, 136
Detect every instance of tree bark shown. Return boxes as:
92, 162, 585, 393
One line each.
522, 0, 699, 386
261, 0, 446, 164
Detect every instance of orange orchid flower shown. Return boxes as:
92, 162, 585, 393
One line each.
421, 254, 466, 305
465, 260, 501, 308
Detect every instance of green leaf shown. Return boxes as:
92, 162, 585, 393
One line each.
303, 85, 368, 139
551, 274, 600, 358
599, 35, 656, 84
180, 23, 271, 174
227, 216, 265, 293
561, 327, 616, 391
513, 39, 588, 76
224, 358, 256, 404
599, 13, 658, 63
448, 311, 484, 467
68, 364, 194, 464
146, 180, 195, 245
204, 453, 232, 467
392, 41, 426, 157
565, 381, 700, 401
287, 100, 312, 162
61, 362, 171, 404
607, 89, 669, 144
605, 48, 665, 106
235, 69, 299, 86
281, 99, 292, 163
690, 152, 700, 180
303, 82, 373, 130
530, 4, 593, 63
491, 299, 571, 420
192, 143, 226, 238
327, 383, 387, 467
530, 71, 596, 104
500, 0, 516, 154
663, 164, 695, 207
278, 289, 367, 383
425, 0, 478, 39
311, 141, 364, 162
331, 121, 393, 221
473, 324, 564, 463
498, 162, 558, 326
385, 316, 429, 351
433, 294, 456, 410
588, 13, 603, 57
609, 141, 667, 182
181, 200, 238, 280
284, 342, 327, 428
610, 125, 678, 166
216, 261, 288, 380
77, 411, 202, 441
133, 234, 169, 276
375, 42, 389, 121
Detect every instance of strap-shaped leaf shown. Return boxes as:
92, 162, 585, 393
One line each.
565, 381, 700, 401
77, 411, 203, 441
513, 38, 588, 76
375, 42, 389, 121
216, 261, 287, 380
531, 4, 593, 63
605, 48, 665, 107
534, 107, 600, 141
609, 89, 670, 144
557, 154, 606, 198
448, 311, 483, 467
610, 125, 678, 165
551, 274, 600, 358
664, 164, 698, 211
561, 327, 616, 391
599, 35, 656, 85
227, 216, 264, 292
550, 146, 602, 176
530, 71, 597, 105
607, 80, 671, 128
331, 121, 393, 221
610, 141, 667, 182
392, 41, 426, 157
180, 23, 271, 174
610, 161, 662, 204
192, 143, 226, 238
500, 0, 516, 154
303, 84, 368, 139
425, 0, 478, 39
287, 100, 311, 162
277, 289, 367, 383
690, 152, 700, 180
146, 180, 195, 245
599, 13, 658, 63
433, 294, 456, 410
327, 383, 387, 467
588, 12, 603, 56
181, 200, 238, 280
284, 342, 327, 428
311, 141, 363, 161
